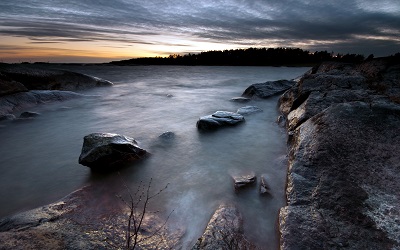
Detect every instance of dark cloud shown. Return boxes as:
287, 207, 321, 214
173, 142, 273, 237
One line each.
0, 0, 399, 58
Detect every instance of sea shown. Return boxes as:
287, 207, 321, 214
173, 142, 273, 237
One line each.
0, 65, 309, 249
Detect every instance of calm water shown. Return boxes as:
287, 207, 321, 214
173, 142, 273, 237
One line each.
0, 65, 309, 249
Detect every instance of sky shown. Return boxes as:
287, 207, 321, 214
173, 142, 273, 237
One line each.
0, 0, 399, 63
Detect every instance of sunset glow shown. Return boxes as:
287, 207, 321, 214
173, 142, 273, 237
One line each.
1, 0, 399, 63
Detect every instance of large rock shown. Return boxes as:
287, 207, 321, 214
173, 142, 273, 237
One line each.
196, 111, 245, 131
242, 79, 296, 99
78, 133, 147, 169
0, 64, 113, 91
192, 204, 255, 250
278, 57, 400, 249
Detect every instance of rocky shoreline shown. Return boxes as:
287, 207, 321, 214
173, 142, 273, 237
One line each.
278, 56, 400, 249
0, 58, 399, 249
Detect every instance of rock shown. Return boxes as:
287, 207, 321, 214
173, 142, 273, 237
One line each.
78, 133, 147, 169
232, 172, 256, 189
0, 114, 16, 121
0, 77, 28, 97
260, 174, 271, 195
230, 97, 251, 102
196, 111, 245, 131
236, 106, 263, 115
0, 186, 182, 250
192, 204, 255, 250
19, 111, 40, 118
276, 115, 286, 127
159, 131, 175, 140
0, 64, 113, 91
242, 79, 296, 99
0, 90, 85, 116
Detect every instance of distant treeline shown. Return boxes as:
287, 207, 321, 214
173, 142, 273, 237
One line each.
109, 47, 370, 66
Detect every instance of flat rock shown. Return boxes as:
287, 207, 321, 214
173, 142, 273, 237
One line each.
232, 172, 256, 189
237, 106, 263, 115
196, 111, 245, 131
242, 79, 296, 99
78, 133, 147, 170
192, 204, 255, 250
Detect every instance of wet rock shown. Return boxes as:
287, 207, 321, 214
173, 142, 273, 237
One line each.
78, 133, 147, 170
260, 174, 271, 195
231, 97, 251, 102
236, 106, 263, 115
232, 172, 256, 189
19, 111, 40, 118
276, 115, 286, 127
192, 204, 256, 250
197, 111, 245, 131
242, 79, 296, 99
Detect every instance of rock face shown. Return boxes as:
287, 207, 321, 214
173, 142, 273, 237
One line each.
192, 204, 255, 250
197, 111, 245, 131
242, 79, 296, 99
278, 57, 400, 249
78, 133, 147, 169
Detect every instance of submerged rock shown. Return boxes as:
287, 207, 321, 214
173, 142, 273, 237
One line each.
230, 97, 251, 103
242, 79, 296, 99
159, 131, 175, 140
232, 172, 256, 189
78, 133, 147, 170
197, 111, 245, 131
19, 111, 40, 118
236, 106, 263, 115
192, 204, 255, 250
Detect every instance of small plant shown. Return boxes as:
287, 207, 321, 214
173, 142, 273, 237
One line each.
116, 176, 173, 249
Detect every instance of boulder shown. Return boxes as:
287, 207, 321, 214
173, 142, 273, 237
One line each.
232, 172, 256, 189
242, 79, 296, 99
237, 106, 263, 115
196, 111, 245, 131
192, 204, 255, 249
78, 133, 147, 169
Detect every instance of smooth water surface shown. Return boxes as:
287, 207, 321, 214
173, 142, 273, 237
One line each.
0, 65, 309, 249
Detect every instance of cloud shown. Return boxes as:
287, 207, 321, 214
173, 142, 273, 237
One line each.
0, 0, 399, 59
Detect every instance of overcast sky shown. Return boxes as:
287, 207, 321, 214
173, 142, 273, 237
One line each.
1, 0, 399, 62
